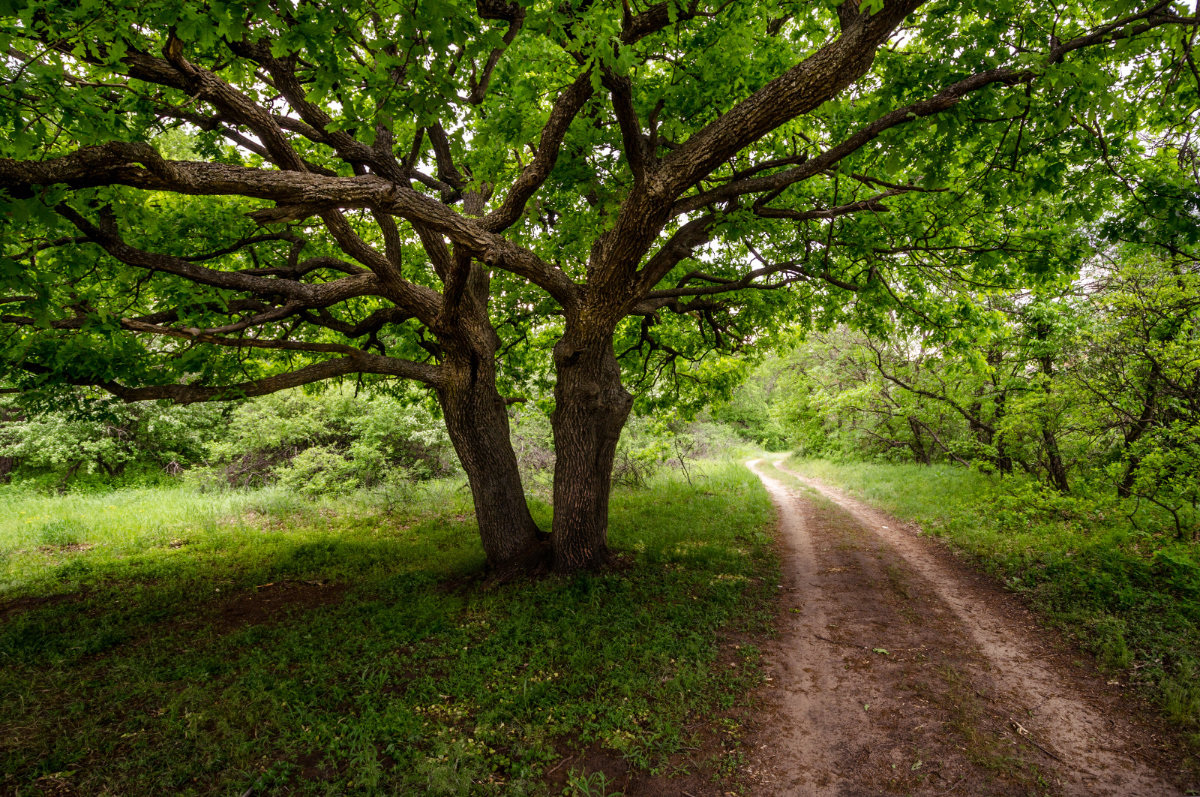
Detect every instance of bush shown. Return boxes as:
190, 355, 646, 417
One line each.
0, 393, 226, 490
206, 386, 455, 492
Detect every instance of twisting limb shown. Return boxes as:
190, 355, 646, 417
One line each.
17, 354, 441, 404
482, 73, 594, 233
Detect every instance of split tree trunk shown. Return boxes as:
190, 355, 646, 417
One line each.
549, 330, 633, 571
430, 250, 543, 572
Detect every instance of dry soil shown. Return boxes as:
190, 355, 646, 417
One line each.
741, 458, 1195, 797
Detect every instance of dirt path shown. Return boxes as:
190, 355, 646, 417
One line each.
744, 459, 1192, 796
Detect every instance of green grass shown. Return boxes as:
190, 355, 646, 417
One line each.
784, 457, 1200, 746
0, 461, 777, 795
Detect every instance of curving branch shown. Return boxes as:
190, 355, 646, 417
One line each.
0, 149, 581, 307
670, 4, 1197, 216
482, 73, 594, 233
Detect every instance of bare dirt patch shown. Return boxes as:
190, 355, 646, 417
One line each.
542, 739, 738, 797
211, 580, 348, 634
744, 459, 1195, 796
0, 591, 82, 622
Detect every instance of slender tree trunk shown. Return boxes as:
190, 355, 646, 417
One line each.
549, 330, 633, 571
1116, 456, 1139, 499
982, 351, 1014, 475
0, 409, 21, 483
1037, 389, 1070, 492
907, 415, 931, 464
1033, 326, 1070, 493
992, 390, 1013, 474
1041, 428, 1070, 493
1037, 382, 1070, 492
1118, 374, 1159, 498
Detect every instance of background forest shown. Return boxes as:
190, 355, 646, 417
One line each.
721, 252, 1200, 540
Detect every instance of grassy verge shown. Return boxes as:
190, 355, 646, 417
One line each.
784, 457, 1200, 747
0, 461, 776, 796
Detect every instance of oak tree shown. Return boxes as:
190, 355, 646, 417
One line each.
1, 0, 1196, 570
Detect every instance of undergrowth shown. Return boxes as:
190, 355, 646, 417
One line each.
785, 457, 1200, 747
0, 461, 776, 795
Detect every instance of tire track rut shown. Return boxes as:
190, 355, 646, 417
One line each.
745, 459, 1187, 796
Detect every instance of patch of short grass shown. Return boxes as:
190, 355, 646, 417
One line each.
784, 457, 1200, 745
0, 461, 776, 795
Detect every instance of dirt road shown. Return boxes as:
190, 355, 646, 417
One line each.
744, 459, 1192, 796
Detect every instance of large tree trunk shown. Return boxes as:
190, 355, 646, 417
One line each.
431, 250, 543, 573
549, 330, 633, 571
438, 345, 544, 571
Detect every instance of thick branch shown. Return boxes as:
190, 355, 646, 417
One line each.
671, 5, 1193, 215
655, 0, 923, 199
142, 42, 306, 172
606, 71, 649, 185
0, 152, 580, 307
482, 73, 594, 233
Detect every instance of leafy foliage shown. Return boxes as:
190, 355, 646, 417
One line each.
0, 392, 226, 488
722, 249, 1200, 538
206, 386, 456, 491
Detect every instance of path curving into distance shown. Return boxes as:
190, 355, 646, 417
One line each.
742, 458, 1190, 797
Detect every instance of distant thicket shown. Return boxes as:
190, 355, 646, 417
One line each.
0, 386, 743, 495
716, 255, 1200, 539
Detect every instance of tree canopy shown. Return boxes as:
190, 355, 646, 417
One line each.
1, 0, 1197, 570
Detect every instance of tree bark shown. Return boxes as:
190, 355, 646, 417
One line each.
433, 253, 544, 572
549, 328, 633, 571
437, 345, 544, 571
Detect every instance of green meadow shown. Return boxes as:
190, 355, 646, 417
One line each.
0, 462, 777, 796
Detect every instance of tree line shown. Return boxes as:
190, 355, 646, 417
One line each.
723, 248, 1199, 538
